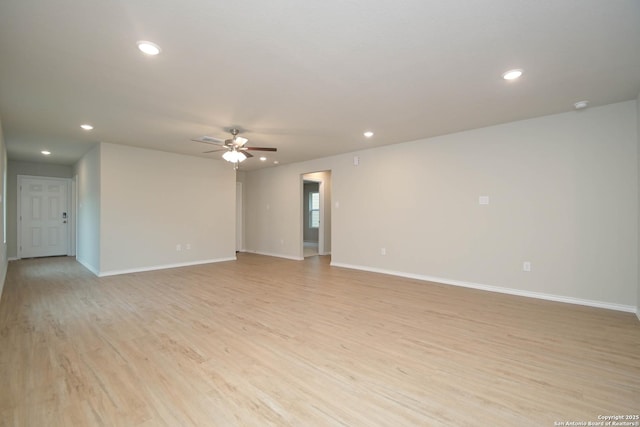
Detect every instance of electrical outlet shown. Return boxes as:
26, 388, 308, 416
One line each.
176, 244, 182, 251
523, 261, 531, 272
380, 247, 386, 255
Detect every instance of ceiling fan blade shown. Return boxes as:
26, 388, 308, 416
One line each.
243, 151, 254, 158
203, 148, 228, 153
192, 135, 225, 145
243, 146, 277, 152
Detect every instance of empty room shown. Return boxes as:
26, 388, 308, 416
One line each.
0, 1, 639, 426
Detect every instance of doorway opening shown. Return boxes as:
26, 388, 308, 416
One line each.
17, 175, 73, 258
301, 171, 331, 258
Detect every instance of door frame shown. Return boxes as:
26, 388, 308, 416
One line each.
17, 175, 73, 259
300, 171, 331, 257
302, 180, 321, 246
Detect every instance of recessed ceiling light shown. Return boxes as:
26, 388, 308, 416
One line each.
363, 131, 374, 138
80, 124, 93, 130
273, 160, 279, 165
574, 100, 589, 110
41, 150, 51, 156
502, 69, 523, 80
259, 156, 267, 161
137, 41, 161, 56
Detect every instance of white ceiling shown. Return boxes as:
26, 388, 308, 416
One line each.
1, 0, 639, 170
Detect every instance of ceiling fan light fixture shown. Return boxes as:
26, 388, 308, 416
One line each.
222, 150, 247, 163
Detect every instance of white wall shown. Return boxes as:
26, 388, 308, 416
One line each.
245, 100, 638, 311
6, 161, 73, 259
0, 118, 8, 300
637, 91, 640, 320
74, 145, 101, 274
321, 172, 332, 254
246, 165, 305, 259
236, 171, 247, 251
98, 143, 236, 275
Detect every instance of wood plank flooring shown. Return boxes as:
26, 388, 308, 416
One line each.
0, 254, 638, 426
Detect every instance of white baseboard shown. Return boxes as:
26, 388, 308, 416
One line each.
0, 257, 7, 301
7, 257, 19, 262
98, 257, 236, 277
76, 257, 100, 276
246, 250, 304, 261
330, 262, 637, 314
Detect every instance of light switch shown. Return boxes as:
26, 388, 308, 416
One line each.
479, 196, 489, 205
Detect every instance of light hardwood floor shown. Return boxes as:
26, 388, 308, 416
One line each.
0, 254, 638, 426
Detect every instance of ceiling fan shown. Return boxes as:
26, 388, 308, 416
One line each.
191, 128, 277, 168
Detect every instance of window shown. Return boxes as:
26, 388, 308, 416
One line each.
309, 191, 320, 228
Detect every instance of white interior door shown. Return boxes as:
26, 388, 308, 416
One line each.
19, 176, 70, 258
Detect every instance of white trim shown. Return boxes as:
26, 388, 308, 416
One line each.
0, 243, 7, 297
69, 176, 77, 256
301, 171, 332, 262
330, 262, 637, 314
97, 257, 237, 277
7, 257, 19, 261
248, 250, 304, 261
318, 181, 325, 255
